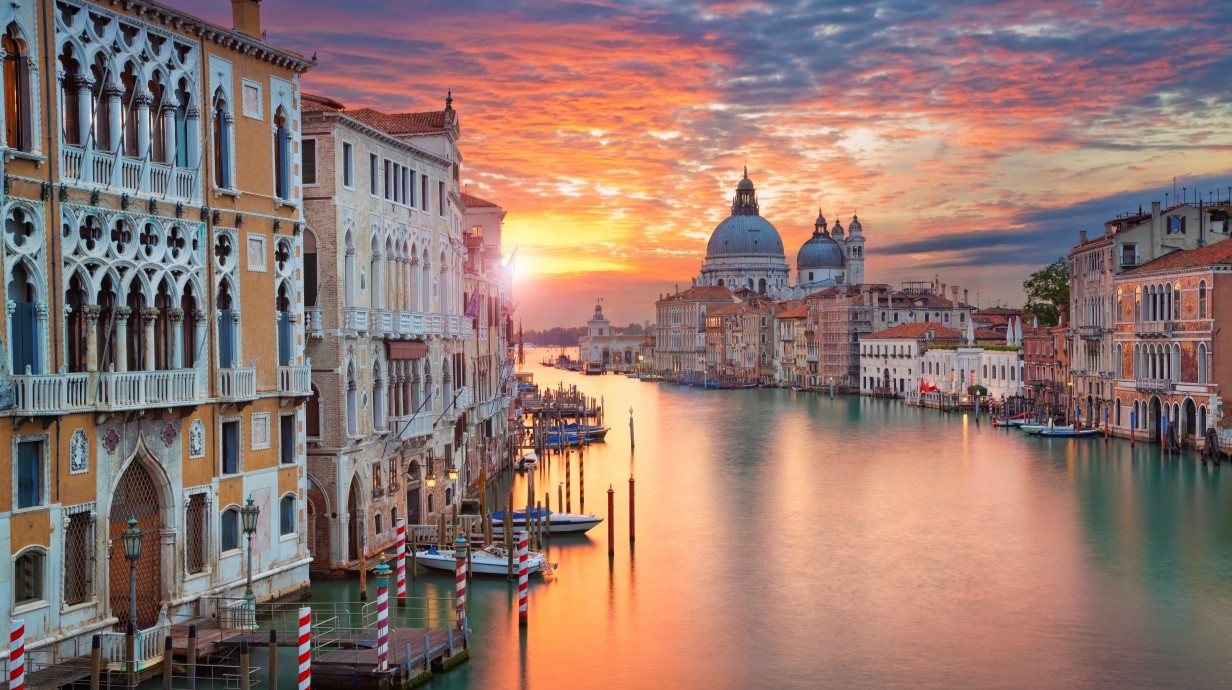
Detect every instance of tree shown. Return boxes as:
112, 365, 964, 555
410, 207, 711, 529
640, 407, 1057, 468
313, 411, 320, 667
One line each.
1022, 258, 1069, 327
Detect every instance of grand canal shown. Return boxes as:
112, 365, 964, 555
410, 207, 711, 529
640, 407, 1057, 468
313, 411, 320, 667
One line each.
314, 355, 1232, 689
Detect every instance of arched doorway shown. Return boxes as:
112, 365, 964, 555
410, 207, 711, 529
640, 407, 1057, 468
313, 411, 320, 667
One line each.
109, 460, 163, 630
347, 475, 362, 562
307, 479, 331, 567
406, 459, 422, 525
1149, 397, 1162, 443
1184, 399, 1197, 446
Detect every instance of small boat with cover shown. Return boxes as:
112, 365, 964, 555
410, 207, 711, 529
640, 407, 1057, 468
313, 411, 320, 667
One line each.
414, 544, 555, 577
492, 508, 603, 535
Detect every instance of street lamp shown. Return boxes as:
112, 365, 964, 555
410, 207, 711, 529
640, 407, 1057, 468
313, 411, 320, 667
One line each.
241, 495, 260, 608
447, 463, 459, 482
121, 517, 142, 629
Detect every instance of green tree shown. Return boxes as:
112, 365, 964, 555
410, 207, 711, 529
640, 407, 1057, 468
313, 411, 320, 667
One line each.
1022, 257, 1069, 327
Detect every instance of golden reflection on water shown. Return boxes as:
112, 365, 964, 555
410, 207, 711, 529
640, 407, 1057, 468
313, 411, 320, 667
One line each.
314, 353, 1232, 690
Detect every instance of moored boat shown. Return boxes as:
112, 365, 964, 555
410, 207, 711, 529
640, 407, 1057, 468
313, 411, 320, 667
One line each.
549, 422, 610, 442
1023, 423, 1072, 435
1037, 427, 1102, 438
515, 451, 538, 471
492, 508, 603, 535
414, 544, 555, 577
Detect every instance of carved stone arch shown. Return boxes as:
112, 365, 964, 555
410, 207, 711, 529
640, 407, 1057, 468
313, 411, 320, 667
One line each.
107, 435, 176, 629
6, 255, 45, 302
90, 263, 123, 305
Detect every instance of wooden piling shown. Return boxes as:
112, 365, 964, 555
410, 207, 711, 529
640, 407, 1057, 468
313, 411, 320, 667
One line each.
607, 485, 615, 557
545, 492, 552, 541
579, 452, 585, 514
125, 622, 136, 688
359, 544, 368, 601
566, 453, 572, 512
505, 497, 514, 579
629, 475, 636, 543
89, 634, 101, 690
437, 513, 446, 549
268, 628, 279, 689
186, 625, 197, 690
239, 640, 251, 690
558, 483, 564, 517
162, 636, 173, 690
629, 407, 635, 450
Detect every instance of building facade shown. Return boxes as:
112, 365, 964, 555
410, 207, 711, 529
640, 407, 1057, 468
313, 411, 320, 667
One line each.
0, 0, 313, 651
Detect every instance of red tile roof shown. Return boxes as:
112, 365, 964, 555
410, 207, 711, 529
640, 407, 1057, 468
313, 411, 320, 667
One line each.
657, 285, 734, 303
708, 304, 743, 316
345, 108, 449, 135
302, 93, 344, 112
867, 322, 962, 340
1126, 238, 1232, 274
461, 192, 500, 209
776, 305, 809, 319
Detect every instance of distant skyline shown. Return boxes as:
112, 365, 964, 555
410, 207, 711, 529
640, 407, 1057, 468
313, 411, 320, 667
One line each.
170, 0, 1232, 329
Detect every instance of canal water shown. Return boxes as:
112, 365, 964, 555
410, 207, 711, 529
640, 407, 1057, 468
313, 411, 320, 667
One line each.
318, 355, 1232, 689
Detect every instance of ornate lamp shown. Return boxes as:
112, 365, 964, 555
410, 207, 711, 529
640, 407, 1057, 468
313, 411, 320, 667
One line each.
122, 517, 142, 631
241, 495, 260, 610
447, 464, 458, 482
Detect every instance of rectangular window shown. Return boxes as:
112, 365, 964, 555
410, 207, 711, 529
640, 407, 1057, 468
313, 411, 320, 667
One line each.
221, 509, 239, 552
302, 138, 317, 185
280, 496, 296, 535
186, 493, 209, 574
14, 550, 44, 605
222, 420, 240, 474
342, 142, 353, 188
384, 160, 392, 200
63, 509, 96, 605
370, 153, 378, 195
16, 440, 43, 509
402, 167, 409, 206
421, 176, 429, 211
409, 170, 416, 207
280, 415, 295, 465
1121, 243, 1138, 267
439, 181, 446, 215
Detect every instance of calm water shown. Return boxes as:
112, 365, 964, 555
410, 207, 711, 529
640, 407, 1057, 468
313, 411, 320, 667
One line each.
317, 355, 1232, 689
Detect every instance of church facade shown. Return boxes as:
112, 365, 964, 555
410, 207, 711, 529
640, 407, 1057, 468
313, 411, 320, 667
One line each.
696, 170, 865, 298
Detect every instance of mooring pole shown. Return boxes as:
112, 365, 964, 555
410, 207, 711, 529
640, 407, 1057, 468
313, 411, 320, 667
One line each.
186, 624, 197, 690
607, 485, 615, 557
162, 636, 173, 690
629, 407, 635, 451
629, 475, 636, 543
89, 634, 102, 690
268, 629, 279, 688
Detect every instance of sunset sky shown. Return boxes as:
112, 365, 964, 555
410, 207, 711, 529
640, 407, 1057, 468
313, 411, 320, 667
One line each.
174, 0, 1232, 330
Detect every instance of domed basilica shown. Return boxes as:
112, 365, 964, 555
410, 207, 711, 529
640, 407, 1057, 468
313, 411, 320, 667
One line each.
697, 170, 865, 298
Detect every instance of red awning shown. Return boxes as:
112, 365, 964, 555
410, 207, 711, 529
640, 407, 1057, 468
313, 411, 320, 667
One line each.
387, 340, 428, 360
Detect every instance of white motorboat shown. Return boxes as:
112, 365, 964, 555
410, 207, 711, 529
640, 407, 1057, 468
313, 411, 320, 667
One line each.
413, 543, 555, 577
515, 451, 538, 471
1023, 423, 1073, 435
492, 509, 603, 535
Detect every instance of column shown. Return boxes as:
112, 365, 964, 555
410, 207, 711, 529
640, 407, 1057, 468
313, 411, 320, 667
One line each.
76, 78, 93, 147
142, 308, 159, 372
135, 92, 152, 159
105, 84, 123, 155
35, 304, 49, 375
161, 100, 178, 163
192, 310, 208, 390
168, 308, 185, 369
84, 305, 100, 373
113, 307, 130, 373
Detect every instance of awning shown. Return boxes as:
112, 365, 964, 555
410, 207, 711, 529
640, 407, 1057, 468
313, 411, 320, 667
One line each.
387, 340, 428, 360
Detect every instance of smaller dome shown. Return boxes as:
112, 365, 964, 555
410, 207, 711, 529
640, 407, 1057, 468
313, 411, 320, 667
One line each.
797, 231, 845, 270
849, 215, 862, 233
737, 177, 754, 191
815, 208, 827, 228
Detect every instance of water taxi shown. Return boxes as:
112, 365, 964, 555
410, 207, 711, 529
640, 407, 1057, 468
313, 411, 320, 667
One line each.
415, 544, 555, 577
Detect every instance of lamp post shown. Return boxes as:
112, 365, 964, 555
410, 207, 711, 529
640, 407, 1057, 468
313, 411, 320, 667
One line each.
121, 517, 143, 630
241, 495, 260, 613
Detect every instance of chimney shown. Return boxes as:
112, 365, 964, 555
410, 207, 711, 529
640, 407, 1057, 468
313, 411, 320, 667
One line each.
232, 0, 262, 39
1078, 230, 1087, 244
1151, 200, 1162, 258
963, 288, 969, 304
1057, 302, 1069, 326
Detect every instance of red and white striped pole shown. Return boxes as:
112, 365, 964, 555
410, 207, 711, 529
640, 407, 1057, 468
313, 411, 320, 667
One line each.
374, 563, 391, 671
296, 607, 311, 690
395, 519, 407, 608
517, 530, 529, 625
454, 536, 468, 630
9, 619, 25, 690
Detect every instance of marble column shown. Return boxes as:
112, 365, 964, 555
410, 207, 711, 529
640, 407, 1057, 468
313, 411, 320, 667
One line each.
141, 307, 160, 372
168, 308, 185, 369
84, 305, 101, 373
114, 307, 131, 372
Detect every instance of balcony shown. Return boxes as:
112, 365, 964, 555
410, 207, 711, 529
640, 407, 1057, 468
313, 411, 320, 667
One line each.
425, 313, 444, 337
390, 411, 434, 440
1135, 378, 1174, 393
477, 395, 505, 420
96, 369, 200, 411
1134, 321, 1173, 338
1075, 325, 1106, 340
11, 369, 92, 415
449, 386, 474, 416
372, 309, 396, 338
61, 144, 200, 202
305, 308, 323, 339
398, 311, 427, 339
806, 353, 819, 363
278, 364, 313, 396
217, 365, 257, 403
780, 332, 795, 342
343, 307, 370, 336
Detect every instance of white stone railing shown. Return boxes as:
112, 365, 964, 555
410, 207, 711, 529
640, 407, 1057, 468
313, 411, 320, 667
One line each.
120, 158, 143, 189
96, 369, 199, 410
148, 162, 172, 196
373, 309, 396, 337
425, 313, 444, 337
62, 144, 84, 179
11, 369, 92, 414
306, 308, 323, 338
279, 364, 312, 396
391, 411, 434, 440
343, 307, 369, 335
60, 143, 199, 201
398, 311, 426, 338
477, 395, 503, 420
100, 620, 170, 671
453, 386, 474, 414
217, 365, 257, 401
175, 168, 197, 200
1135, 378, 1173, 393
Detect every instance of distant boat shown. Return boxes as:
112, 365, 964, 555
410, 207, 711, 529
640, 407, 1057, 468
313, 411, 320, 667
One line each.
515, 451, 538, 471
548, 423, 609, 442
544, 432, 583, 447
583, 362, 604, 375
492, 509, 603, 535
415, 544, 555, 577
625, 372, 639, 378
993, 412, 1030, 427
1024, 423, 1072, 435
1037, 427, 1102, 438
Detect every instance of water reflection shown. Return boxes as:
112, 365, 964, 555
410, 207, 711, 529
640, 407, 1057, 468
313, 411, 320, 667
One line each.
310, 354, 1232, 689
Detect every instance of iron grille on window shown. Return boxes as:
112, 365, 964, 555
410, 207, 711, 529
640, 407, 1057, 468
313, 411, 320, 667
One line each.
63, 510, 96, 606
186, 494, 209, 574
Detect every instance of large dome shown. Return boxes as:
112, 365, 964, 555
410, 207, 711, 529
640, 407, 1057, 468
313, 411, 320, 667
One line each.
704, 171, 786, 259
706, 214, 786, 258
797, 231, 845, 270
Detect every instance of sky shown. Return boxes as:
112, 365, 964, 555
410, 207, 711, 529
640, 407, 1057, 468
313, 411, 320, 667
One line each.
172, 0, 1232, 330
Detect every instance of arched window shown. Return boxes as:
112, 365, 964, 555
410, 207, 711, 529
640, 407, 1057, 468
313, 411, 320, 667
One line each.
374, 512, 383, 535
304, 230, 319, 308
274, 106, 290, 199
1171, 284, 1179, 322
279, 495, 296, 536
445, 487, 453, 506
427, 493, 434, 515
306, 384, 321, 439
59, 45, 84, 147
1115, 398, 1122, 426
119, 62, 139, 157
14, 548, 45, 605
344, 231, 356, 308
372, 362, 385, 431
213, 88, 232, 188
3, 24, 32, 151
1198, 343, 1208, 384
8, 259, 41, 375
221, 508, 240, 551
1199, 280, 1208, 319
370, 237, 382, 309
1200, 405, 1208, 435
